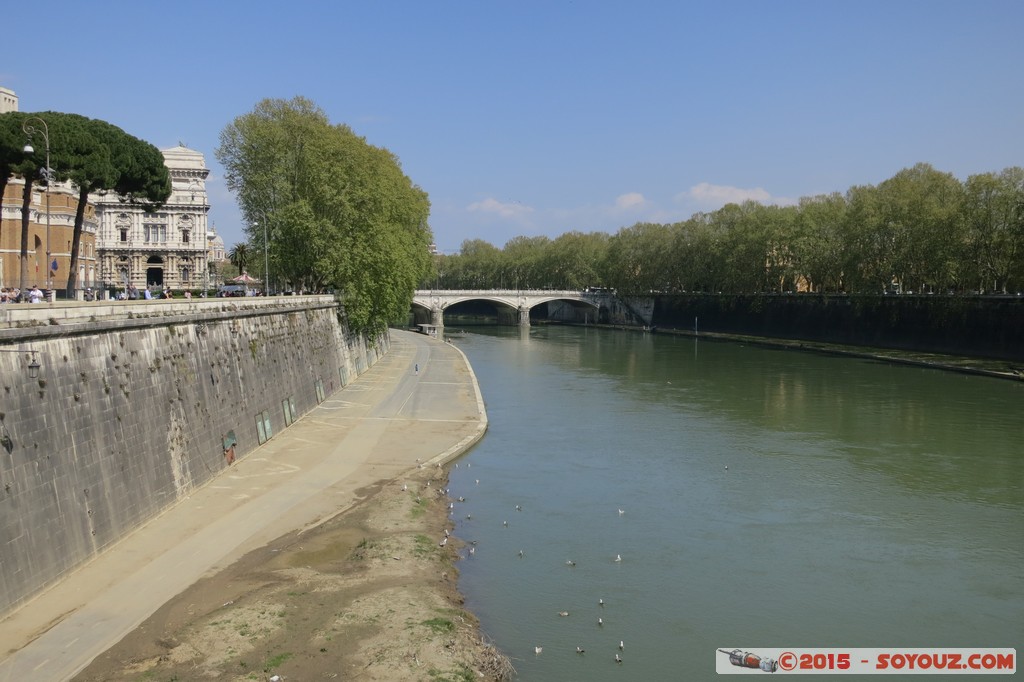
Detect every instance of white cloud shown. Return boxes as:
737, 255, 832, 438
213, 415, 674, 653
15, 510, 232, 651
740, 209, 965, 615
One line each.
614, 192, 646, 210
686, 182, 773, 206
466, 197, 534, 219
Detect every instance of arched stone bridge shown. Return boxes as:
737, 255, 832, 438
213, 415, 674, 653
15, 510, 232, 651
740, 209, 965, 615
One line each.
411, 289, 614, 330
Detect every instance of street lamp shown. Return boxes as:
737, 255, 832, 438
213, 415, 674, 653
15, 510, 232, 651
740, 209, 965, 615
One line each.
0, 349, 41, 379
22, 117, 52, 294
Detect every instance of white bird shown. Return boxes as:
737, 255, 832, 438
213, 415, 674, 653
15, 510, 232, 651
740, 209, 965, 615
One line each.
725, 464, 729, 470
598, 598, 604, 606
475, 479, 480, 485
615, 653, 622, 664
576, 646, 585, 654
558, 611, 569, 617
566, 560, 576, 567
466, 514, 472, 520
515, 505, 522, 511
598, 617, 603, 626
518, 549, 525, 558
469, 547, 475, 555
535, 646, 543, 655
444, 529, 450, 537
402, 483, 408, 491
619, 640, 624, 651
439, 537, 447, 547
503, 520, 508, 527
618, 508, 625, 515
614, 554, 622, 562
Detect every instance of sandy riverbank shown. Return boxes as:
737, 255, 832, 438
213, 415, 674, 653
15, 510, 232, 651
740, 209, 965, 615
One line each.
73, 466, 514, 681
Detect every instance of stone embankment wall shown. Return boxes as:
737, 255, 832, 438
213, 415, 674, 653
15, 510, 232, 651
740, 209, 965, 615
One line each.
651, 294, 1024, 361
0, 296, 387, 617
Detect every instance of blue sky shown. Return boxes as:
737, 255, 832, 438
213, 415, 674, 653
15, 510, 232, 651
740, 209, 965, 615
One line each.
4, 1, 1022, 254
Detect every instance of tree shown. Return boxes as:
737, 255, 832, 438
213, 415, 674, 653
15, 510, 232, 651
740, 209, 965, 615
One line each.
217, 97, 433, 331
1, 111, 171, 296
228, 243, 250, 274
57, 114, 171, 296
962, 167, 1024, 293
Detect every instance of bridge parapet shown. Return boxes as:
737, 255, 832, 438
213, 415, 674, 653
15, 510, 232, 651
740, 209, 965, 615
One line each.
411, 289, 610, 328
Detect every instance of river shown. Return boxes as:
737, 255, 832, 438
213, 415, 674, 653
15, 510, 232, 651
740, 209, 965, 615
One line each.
445, 325, 1023, 680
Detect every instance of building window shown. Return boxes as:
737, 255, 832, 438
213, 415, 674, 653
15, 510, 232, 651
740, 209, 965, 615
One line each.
144, 224, 166, 243
182, 229, 190, 244
120, 229, 128, 242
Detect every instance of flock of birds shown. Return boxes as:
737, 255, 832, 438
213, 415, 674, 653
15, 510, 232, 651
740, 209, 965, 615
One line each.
413, 459, 634, 667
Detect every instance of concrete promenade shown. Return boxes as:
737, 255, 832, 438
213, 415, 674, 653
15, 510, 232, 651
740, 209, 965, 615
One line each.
0, 329, 487, 682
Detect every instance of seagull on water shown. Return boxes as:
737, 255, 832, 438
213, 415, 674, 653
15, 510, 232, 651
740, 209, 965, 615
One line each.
598, 598, 604, 606
619, 640, 624, 651
566, 560, 576, 567
598, 617, 603, 626
615, 554, 622, 562
615, 653, 622, 664
618, 508, 625, 515
518, 549, 525, 558
535, 646, 543, 655
503, 520, 508, 527
558, 611, 569, 617
576, 646, 585, 654
469, 547, 475, 555
515, 505, 522, 511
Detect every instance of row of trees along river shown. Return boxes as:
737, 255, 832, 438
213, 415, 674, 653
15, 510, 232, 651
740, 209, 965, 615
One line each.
425, 164, 1024, 297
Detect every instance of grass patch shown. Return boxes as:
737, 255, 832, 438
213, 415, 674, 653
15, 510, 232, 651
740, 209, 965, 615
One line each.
414, 534, 434, 557
263, 651, 293, 670
427, 664, 476, 682
420, 617, 455, 635
351, 537, 375, 560
409, 496, 428, 519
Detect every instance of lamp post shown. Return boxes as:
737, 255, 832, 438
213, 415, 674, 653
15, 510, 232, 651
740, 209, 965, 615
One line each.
22, 117, 52, 294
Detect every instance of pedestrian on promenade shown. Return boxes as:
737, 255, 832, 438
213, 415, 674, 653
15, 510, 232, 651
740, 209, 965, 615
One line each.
28, 285, 43, 304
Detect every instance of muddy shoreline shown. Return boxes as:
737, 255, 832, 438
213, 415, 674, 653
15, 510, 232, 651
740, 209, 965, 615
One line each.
74, 465, 514, 681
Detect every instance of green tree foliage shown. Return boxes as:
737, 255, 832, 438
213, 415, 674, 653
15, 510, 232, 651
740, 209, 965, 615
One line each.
217, 97, 432, 332
420, 164, 1021, 298
961, 167, 1024, 293
228, 242, 250, 274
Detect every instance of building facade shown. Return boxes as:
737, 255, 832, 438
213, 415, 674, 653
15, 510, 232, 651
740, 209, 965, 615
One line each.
0, 179, 99, 292
94, 145, 215, 293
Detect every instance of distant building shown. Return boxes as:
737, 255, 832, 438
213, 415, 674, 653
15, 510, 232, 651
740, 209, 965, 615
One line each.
94, 145, 220, 292
0, 86, 18, 113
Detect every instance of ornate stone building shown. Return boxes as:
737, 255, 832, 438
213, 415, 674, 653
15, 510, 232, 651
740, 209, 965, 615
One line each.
94, 145, 217, 292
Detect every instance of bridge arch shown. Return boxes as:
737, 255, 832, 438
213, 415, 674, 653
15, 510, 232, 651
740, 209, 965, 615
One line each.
410, 290, 603, 330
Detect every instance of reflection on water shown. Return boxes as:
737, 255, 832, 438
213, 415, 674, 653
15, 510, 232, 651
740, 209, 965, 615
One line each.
447, 326, 1023, 680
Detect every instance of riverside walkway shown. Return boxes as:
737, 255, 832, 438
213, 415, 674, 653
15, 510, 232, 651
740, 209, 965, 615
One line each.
0, 329, 487, 682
